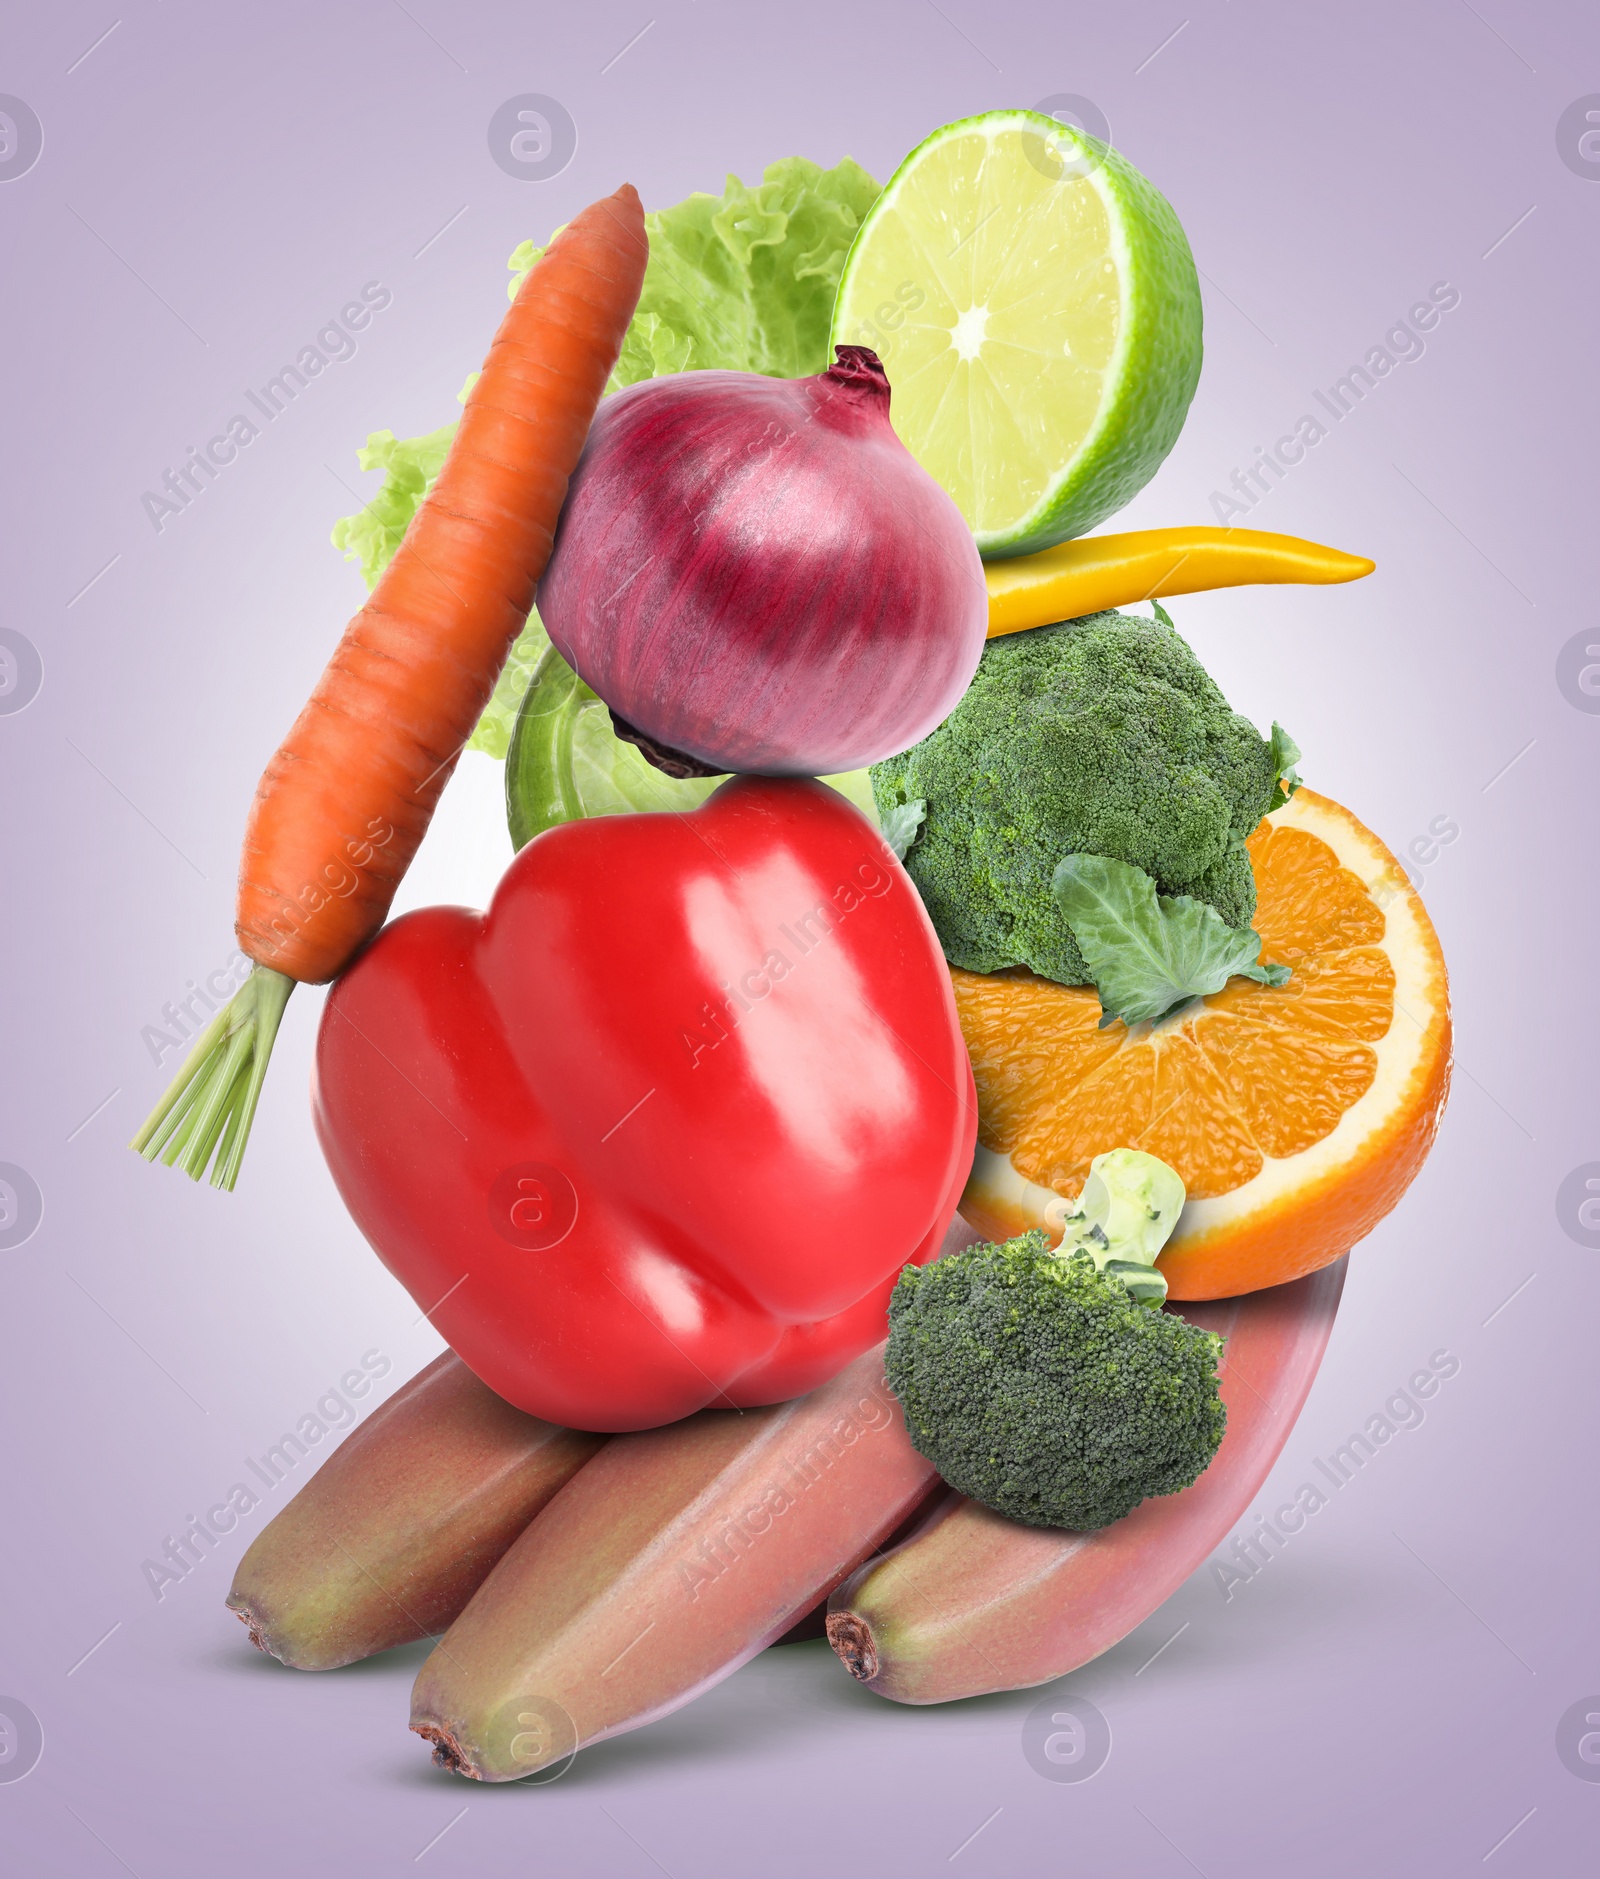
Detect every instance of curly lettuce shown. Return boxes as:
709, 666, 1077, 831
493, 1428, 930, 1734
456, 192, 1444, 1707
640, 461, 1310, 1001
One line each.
331, 156, 882, 757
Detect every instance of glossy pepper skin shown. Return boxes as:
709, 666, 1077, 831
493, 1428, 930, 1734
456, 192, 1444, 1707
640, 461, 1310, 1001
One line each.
983, 527, 1374, 639
313, 778, 977, 1431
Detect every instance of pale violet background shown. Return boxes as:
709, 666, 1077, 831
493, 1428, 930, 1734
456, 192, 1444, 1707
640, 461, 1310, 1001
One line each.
2, 2, 1597, 1873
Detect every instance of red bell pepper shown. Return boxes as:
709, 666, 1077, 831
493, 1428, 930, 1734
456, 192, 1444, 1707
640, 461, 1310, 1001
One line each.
313, 778, 977, 1431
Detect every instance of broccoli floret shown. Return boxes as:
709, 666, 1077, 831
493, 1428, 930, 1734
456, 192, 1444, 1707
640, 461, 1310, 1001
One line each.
870, 607, 1288, 987
885, 1229, 1226, 1531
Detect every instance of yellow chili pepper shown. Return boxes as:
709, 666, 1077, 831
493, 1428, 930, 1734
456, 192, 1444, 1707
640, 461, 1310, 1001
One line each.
985, 527, 1375, 639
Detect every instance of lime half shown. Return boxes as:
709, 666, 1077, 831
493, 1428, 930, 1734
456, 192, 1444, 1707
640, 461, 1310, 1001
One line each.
832, 110, 1202, 557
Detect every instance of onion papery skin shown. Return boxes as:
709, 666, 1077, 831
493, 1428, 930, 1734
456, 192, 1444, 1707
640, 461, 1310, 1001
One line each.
537, 349, 988, 777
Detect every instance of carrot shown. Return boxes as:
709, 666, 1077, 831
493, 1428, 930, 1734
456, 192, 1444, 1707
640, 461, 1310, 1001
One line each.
132, 183, 649, 1189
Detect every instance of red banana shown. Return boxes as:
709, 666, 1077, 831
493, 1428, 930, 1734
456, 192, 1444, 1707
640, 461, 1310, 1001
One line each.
411, 1344, 937, 1778
227, 1352, 604, 1669
826, 1258, 1346, 1702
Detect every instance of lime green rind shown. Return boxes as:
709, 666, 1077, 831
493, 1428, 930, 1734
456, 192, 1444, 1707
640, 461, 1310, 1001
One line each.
831, 110, 1202, 559
1030, 121, 1202, 556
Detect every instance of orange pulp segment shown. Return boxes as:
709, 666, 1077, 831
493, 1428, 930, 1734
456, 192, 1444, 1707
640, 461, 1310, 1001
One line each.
953, 788, 1451, 1298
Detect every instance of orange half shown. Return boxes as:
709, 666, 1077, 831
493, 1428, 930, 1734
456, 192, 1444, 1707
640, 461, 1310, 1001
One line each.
954, 788, 1451, 1298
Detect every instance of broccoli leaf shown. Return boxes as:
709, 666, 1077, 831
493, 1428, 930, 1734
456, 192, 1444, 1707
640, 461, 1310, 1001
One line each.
1052, 853, 1290, 1028
880, 798, 927, 862
1269, 721, 1302, 805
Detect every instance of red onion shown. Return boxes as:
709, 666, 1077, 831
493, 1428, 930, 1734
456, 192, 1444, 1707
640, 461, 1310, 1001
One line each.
537, 346, 987, 777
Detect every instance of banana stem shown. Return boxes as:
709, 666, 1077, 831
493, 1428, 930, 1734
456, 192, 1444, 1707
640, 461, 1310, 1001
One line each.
130, 967, 295, 1190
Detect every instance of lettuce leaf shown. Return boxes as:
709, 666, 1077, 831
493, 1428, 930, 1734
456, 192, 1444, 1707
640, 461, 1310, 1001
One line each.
509, 154, 880, 386
331, 156, 881, 759
1052, 853, 1290, 1028
505, 649, 722, 848
328, 413, 456, 590
505, 647, 876, 848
